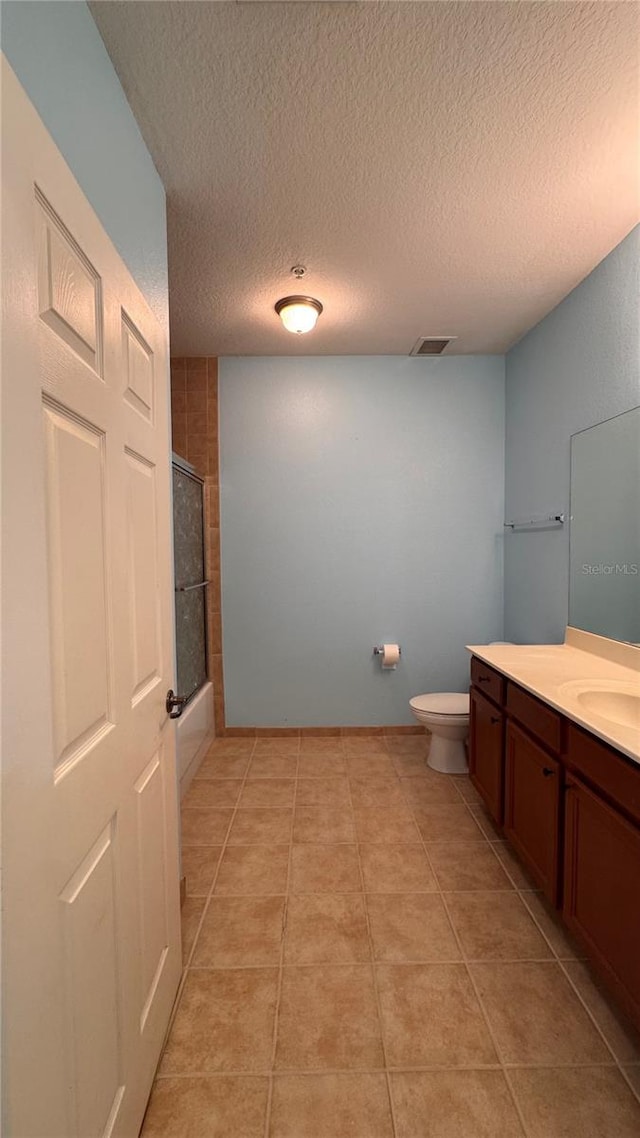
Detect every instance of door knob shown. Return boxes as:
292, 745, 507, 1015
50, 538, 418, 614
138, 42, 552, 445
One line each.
166, 689, 188, 719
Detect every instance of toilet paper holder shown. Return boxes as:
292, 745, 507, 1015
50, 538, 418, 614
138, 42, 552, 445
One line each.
373, 645, 401, 658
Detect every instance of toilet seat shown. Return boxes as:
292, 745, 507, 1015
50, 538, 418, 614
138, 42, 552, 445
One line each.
410, 692, 469, 717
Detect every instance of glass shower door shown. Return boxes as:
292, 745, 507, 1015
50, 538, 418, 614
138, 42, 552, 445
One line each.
173, 462, 208, 702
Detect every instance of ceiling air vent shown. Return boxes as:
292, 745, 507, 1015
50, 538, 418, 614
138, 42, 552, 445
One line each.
409, 336, 457, 357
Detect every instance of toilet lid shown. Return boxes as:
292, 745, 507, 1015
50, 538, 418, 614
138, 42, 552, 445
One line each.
410, 692, 470, 715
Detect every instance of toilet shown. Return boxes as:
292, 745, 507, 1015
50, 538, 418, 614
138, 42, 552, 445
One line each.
409, 692, 470, 774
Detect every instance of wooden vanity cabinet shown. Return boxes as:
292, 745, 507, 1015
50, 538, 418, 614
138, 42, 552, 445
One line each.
469, 659, 505, 824
468, 654, 640, 1031
504, 720, 561, 904
564, 773, 640, 1029
469, 688, 504, 824
562, 724, 640, 1028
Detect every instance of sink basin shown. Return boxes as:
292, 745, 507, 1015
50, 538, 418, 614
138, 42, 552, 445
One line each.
559, 679, 640, 730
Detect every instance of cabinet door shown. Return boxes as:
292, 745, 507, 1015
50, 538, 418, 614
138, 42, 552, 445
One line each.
564, 775, 640, 1030
504, 721, 561, 904
469, 687, 504, 825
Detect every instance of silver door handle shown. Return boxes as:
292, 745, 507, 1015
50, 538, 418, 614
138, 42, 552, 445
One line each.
166, 689, 189, 719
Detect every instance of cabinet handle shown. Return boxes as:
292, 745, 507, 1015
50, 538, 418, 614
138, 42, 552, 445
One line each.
490, 716, 500, 724
542, 767, 555, 778
478, 676, 490, 683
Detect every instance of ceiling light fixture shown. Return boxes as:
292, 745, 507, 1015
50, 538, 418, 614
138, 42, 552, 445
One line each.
275, 294, 323, 335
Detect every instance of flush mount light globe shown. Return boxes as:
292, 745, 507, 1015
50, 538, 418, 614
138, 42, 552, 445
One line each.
275, 295, 323, 334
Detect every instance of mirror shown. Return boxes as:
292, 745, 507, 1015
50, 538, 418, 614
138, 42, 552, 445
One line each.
569, 406, 640, 644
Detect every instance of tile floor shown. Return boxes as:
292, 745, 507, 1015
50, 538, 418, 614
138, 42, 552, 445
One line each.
142, 734, 640, 1137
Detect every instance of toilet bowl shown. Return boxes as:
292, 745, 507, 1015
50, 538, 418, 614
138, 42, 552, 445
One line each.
409, 692, 470, 774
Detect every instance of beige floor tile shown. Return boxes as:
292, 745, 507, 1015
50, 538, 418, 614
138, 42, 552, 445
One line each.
367, 893, 461, 962
359, 843, 437, 893
270, 1073, 394, 1138
453, 776, 484, 805
377, 963, 497, 1067
354, 806, 420, 844
275, 964, 384, 1070
296, 776, 350, 806
300, 738, 344, 755
227, 808, 292, 845
390, 754, 431, 776
248, 754, 298, 779
468, 804, 502, 839
205, 738, 255, 758
214, 844, 290, 895
160, 968, 278, 1073
290, 844, 361, 893
293, 805, 355, 843
346, 754, 396, 776
297, 753, 347, 776
385, 736, 429, 756
182, 779, 242, 809
348, 774, 405, 807
238, 779, 295, 808
193, 896, 285, 966
181, 846, 223, 897
520, 891, 587, 959
471, 961, 610, 1064
509, 1066, 640, 1138
181, 898, 205, 964
564, 960, 640, 1063
399, 775, 461, 806
391, 1070, 525, 1138
623, 1066, 640, 1098
427, 842, 513, 891
196, 754, 251, 780
343, 737, 389, 756
140, 1076, 269, 1137
284, 893, 370, 963
253, 738, 300, 757
490, 840, 537, 889
181, 808, 233, 846
413, 804, 486, 842
445, 892, 553, 960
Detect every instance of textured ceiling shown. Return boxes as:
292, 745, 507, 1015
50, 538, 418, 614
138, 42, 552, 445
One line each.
90, 1, 639, 356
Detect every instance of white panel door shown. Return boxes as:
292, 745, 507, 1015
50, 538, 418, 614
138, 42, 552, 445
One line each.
1, 58, 181, 1138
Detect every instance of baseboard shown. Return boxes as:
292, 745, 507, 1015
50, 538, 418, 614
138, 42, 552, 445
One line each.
220, 724, 426, 738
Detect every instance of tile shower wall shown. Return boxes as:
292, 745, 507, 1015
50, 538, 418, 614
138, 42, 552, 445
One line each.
219, 356, 506, 728
171, 358, 224, 732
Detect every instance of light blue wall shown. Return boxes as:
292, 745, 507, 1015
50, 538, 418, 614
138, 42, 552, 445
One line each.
220, 356, 505, 727
504, 226, 640, 644
1, 1, 168, 327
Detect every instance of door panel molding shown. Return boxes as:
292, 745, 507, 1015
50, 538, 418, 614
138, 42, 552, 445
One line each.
2, 57, 181, 1138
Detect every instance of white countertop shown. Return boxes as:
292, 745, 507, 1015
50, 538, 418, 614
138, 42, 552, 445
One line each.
466, 628, 640, 765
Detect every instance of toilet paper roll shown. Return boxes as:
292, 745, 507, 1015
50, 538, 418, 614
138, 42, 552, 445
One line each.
381, 643, 400, 669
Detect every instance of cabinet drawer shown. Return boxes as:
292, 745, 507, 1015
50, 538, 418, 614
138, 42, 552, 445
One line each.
565, 723, 640, 827
506, 682, 562, 753
470, 657, 505, 706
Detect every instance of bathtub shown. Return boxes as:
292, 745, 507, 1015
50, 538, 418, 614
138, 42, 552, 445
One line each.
176, 680, 215, 799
